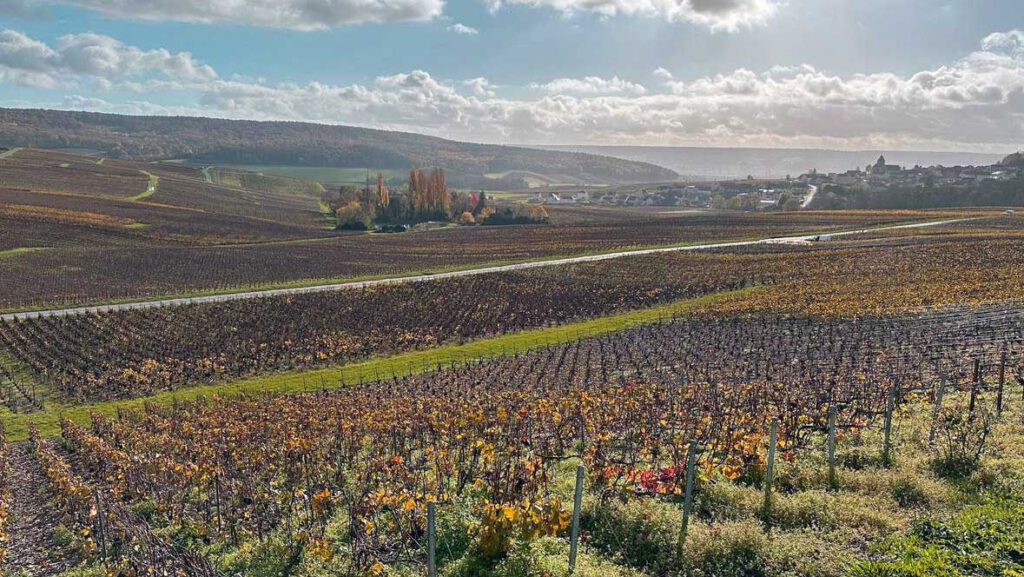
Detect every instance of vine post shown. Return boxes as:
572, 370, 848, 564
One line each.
882, 386, 896, 467
826, 407, 838, 490
929, 373, 947, 445
760, 417, 778, 529
568, 465, 585, 575
93, 489, 108, 566
996, 351, 1006, 415
427, 501, 437, 577
969, 359, 980, 412
677, 441, 699, 557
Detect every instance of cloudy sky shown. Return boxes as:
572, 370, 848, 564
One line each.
0, 0, 1022, 151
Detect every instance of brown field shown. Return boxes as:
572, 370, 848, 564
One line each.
0, 207, 978, 311
0, 187, 330, 247
0, 149, 330, 238
4, 232, 1020, 402
0, 149, 149, 199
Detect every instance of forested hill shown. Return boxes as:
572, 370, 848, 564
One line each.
0, 108, 677, 186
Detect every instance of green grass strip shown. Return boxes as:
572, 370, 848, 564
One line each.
0, 287, 755, 441
0, 247, 48, 259
128, 171, 159, 201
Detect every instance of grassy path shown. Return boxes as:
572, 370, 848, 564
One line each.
128, 171, 159, 201
0, 147, 22, 159
0, 288, 754, 441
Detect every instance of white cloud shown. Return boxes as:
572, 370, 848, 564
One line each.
447, 23, 479, 35
52, 0, 444, 29
981, 30, 1024, 56
463, 77, 496, 97
0, 29, 215, 88
0, 0, 50, 18
4, 28, 1024, 152
530, 75, 647, 95
652, 67, 674, 80
488, 0, 779, 30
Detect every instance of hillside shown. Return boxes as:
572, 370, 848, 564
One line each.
0, 108, 677, 186
536, 144, 1006, 181
1002, 151, 1024, 167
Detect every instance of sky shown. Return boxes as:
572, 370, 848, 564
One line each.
0, 0, 1022, 152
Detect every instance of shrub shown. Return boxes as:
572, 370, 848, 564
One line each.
930, 402, 993, 479
334, 200, 371, 230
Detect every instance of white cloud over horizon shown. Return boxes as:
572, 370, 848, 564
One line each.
447, 22, 479, 35
1, 28, 1023, 152
0, 29, 216, 89
12, 0, 781, 30
530, 75, 647, 95
488, 0, 779, 31
45, 0, 445, 29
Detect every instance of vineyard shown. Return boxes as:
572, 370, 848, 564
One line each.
1, 175, 1022, 577
0, 202, 972, 311
1, 304, 1021, 576
0, 256, 763, 401
3, 234, 1022, 403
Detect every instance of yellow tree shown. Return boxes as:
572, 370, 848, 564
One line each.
376, 173, 390, 208
409, 168, 424, 213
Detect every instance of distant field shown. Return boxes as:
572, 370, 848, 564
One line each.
205, 166, 326, 197
216, 164, 405, 185
7, 230, 1022, 402
483, 169, 602, 187
0, 149, 332, 249
0, 208, 979, 311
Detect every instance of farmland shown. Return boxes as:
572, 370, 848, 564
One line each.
214, 165, 404, 188
2, 301, 1022, 576
2, 234, 1023, 404
0, 145, 1022, 577
0, 171, 982, 311
0, 149, 330, 248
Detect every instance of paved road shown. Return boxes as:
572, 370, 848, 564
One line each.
801, 184, 818, 209
1, 218, 966, 322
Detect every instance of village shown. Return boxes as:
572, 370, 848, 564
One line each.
530, 152, 1024, 211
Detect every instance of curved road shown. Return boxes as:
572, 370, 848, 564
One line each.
1, 218, 965, 322
801, 184, 818, 209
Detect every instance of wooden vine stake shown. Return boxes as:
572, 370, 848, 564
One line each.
677, 441, 699, 558
929, 373, 947, 445
93, 490, 108, 566
826, 407, 838, 490
427, 501, 437, 577
996, 351, 1006, 415
882, 386, 896, 467
568, 465, 585, 575
969, 359, 980, 412
761, 417, 778, 528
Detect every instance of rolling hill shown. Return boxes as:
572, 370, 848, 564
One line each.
0, 108, 677, 187
537, 145, 1006, 181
